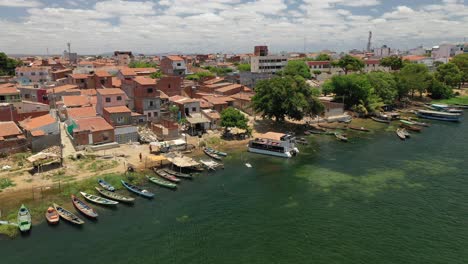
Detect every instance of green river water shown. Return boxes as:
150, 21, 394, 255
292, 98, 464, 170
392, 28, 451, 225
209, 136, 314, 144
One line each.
1, 118, 468, 264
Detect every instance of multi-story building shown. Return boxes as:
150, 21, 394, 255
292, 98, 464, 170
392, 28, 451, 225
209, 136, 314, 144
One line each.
15, 66, 51, 85
96, 88, 128, 116
160, 56, 188, 76
254, 46, 269, 56
250, 55, 288, 74
0, 84, 21, 103
374, 45, 391, 58
133, 76, 162, 120
114, 51, 133, 66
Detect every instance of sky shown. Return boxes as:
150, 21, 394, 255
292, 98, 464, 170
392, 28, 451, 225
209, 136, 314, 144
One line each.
0, 0, 467, 55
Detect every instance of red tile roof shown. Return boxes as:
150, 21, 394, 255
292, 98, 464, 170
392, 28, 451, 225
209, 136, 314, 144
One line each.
0, 86, 19, 95
403, 55, 426, 62
95, 71, 112, 77
104, 106, 131, 114
69, 74, 89, 79
165, 55, 184, 61
74, 117, 113, 132
0, 121, 22, 138
134, 76, 157, 85
47, 84, 78, 94
364, 59, 381, 65
169, 95, 199, 104
307, 61, 332, 67
215, 84, 243, 93
199, 100, 213, 108
112, 77, 121, 87
97, 88, 125, 95
203, 77, 225, 85
67, 106, 96, 119
20, 114, 56, 131
230, 92, 254, 102
62, 95, 93, 107
120, 67, 157, 76
30, 130, 45, 137
80, 89, 97, 96
202, 95, 235, 105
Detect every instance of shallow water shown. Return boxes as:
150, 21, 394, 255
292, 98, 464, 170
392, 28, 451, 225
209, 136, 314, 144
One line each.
1, 118, 468, 264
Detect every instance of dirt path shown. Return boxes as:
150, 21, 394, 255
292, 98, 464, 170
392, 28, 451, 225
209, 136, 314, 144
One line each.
60, 122, 75, 160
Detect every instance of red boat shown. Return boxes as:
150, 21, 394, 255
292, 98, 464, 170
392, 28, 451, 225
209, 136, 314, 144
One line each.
155, 169, 180, 183
45, 206, 60, 225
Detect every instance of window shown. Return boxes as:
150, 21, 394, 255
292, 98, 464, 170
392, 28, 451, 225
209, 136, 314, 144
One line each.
192, 107, 196, 112
148, 112, 152, 117
20, 73, 24, 76
117, 116, 124, 123
177, 63, 181, 66
105, 97, 111, 103
31, 72, 36, 76
168, 84, 171, 89
117, 96, 122, 101
39, 72, 43, 76
149, 101, 154, 107
101, 79, 105, 85
147, 88, 153, 94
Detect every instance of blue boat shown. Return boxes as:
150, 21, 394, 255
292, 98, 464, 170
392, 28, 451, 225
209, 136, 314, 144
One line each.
121, 180, 154, 198
416, 110, 462, 122
98, 179, 115, 192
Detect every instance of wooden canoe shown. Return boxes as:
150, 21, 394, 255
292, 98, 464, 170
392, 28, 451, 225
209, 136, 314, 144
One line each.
121, 180, 155, 198
371, 117, 391, 124
155, 169, 181, 183
45, 206, 60, 225
205, 147, 227, 157
334, 133, 348, 142
53, 203, 84, 225
17, 204, 32, 232
203, 147, 222, 160
348, 126, 370, 132
146, 175, 177, 189
71, 194, 98, 218
400, 123, 422, 132
162, 168, 193, 179
95, 187, 135, 203
396, 129, 406, 140
98, 179, 115, 192
80, 192, 119, 205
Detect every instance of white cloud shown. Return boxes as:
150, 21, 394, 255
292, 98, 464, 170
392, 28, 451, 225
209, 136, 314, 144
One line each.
0, 0, 41, 7
95, 0, 156, 15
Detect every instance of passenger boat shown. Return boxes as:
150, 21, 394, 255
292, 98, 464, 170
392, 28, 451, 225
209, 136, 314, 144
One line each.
203, 147, 222, 160
347, 126, 370, 132
416, 110, 463, 122
71, 194, 98, 218
95, 187, 135, 203
371, 117, 391, 124
400, 123, 422, 132
162, 168, 193, 179
80, 192, 119, 205
53, 203, 84, 225
205, 147, 227, 157
334, 133, 348, 142
121, 180, 155, 198
146, 175, 177, 189
154, 169, 181, 183
98, 179, 115, 192
248, 132, 299, 158
396, 129, 406, 140
45, 206, 60, 225
430, 104, 464, 113
17, 204, 32, 232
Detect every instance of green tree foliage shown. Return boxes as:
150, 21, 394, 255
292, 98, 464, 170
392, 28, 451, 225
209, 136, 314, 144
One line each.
334, 55, 365, 75
435, 62, 462, 88
312, 70, 322, 79
321, 80, 334, 96
380, 55, 404, 71
252, 76, 323, 122
149, 71, 163, 79
0, 52, 22, 75
427, 78, 453, 99
451, 54, 468, 84
397, 63, 432, 98
128, 60, 157, 68
169, 105, 179, 121
327, 74, 373, 108
366, 71, 398, 104
282, 60, 311, 79
186, 71, 215, 81
237, 63, 251, 72
204, 66, 233, 76
220, 107, 248, 130
314, 53, 331, 61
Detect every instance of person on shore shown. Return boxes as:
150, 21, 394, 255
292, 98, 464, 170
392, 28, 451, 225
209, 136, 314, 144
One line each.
139, 153, 142, 162
149, 145, 152, 153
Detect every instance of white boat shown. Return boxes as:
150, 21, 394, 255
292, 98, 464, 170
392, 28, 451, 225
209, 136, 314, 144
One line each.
199, 159, 222, 170
248, 132, 299, 158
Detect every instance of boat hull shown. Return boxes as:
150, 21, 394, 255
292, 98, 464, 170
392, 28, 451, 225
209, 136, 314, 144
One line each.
121, 180, 154, 198
416, 112, 462, 122
248, 147, 292, 158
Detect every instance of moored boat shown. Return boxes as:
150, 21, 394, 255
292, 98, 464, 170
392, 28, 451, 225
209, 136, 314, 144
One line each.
203, 147, 222, 160
371, 116, 391, 124
98, 179, 115, 192
71, 194, 98, 218
416, 110, 463, 122
402, 128, 411, 138
400, 119, 415, 126
95, 187, 135, 203
400, 123, 422, 132
295, 137, 309, 145
430, 104, 463, 113
146, 175, 177, 189
80, 192, 119, 205
347, 126, 370, 132
162, 168, 193, 179
200, 159, 222, 170
45, 206, 60, 225
53, 203, 84, 225
334, 133, 348, 142
121, 180, 155, 198
248, 132, 299, 158
154, 169, 181, 183
17, 204, 32, 232
396, 129, 406, 140
205, 147, 227, 157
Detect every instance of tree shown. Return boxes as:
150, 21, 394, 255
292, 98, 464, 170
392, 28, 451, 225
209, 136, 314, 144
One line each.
128, 60, 157, 68
169, 105, 179, 121
327, 74, 373, 108
321, 80, 334, 96
283, 60, 311, 79
435, 62, 463, 88
314, 53, 331, 61
427, 78, 453, 99
334, 55, 364, 75
366, 71, 398, 104
380, 55, 404, 71
237, 63, 251, 72
312, 70, 322, 79
451, 54, 468, 85
397, 63, 432, 98
0, 52, 22, 76
220, 107, 248, 132
149, 71, 163, 79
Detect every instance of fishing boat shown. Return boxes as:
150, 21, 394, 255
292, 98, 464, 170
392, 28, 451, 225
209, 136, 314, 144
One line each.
203, 147, 222, 160
162, 168, 193, 179
416, 110, 463, 122
146, 175, 177, 189
98, 179, 115, 192
303, 130, 311, 135
80, 192, 119, 205
347, 126, 370, 132
154, 169, 181, 183
45, 206, 60, 225
121, 180, 155, 198
71, 194, 98, 218
334, 133, 348, 142
454, 103, 468, 109
53, 203, 84, 225
205, 147, 227, 157
371, 116, 391, 124
400, 119, 415, 126
295, 137, 309, 145
308, 129, 325, 135
17, 204, 32, 232
402, 129, 411, 138
200, 159, 222, 170
400, 123, 422, 132
396, 129, 406, 140
404, 118, 430, 127
430, 104, 464, 113
95, 187, 135, 203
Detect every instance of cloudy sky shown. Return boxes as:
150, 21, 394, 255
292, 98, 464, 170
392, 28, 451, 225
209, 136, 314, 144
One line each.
0, 0, 467, 55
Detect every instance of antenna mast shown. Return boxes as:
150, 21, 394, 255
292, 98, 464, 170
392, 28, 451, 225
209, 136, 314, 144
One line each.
367, 31, 372, 52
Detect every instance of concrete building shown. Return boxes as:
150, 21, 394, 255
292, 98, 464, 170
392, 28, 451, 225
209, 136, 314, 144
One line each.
19, 113, 60, 152
0, 121, 27, 154
133, 77, 162, 120
15, 66, 51, 85
114, 51, 133, 66
250, 55, 288, 74
160, 56, 188, 76
374, 45, 391, 58
0, 85, 21, 103
96, 88, 128, 116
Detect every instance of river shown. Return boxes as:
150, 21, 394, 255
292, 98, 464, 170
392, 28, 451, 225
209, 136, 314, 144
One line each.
1, 118, 467, 264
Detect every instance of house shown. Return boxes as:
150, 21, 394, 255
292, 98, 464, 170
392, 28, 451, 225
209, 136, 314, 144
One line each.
96, 88, 128, 116
67, 74, 94, 89
45, 84, 80, 105
160, 56, 188, 76
66, 106, 97, 120
169, 95, 201, 117
51, 68, 72, 81
0, 84, 21, 103
114, 51, 133, 66
214, 84, 246, 96
201, 109, 221, 130
151, 119, 179, 140
363, 59, 389, 73
201, 95, 235, 113
0, 121, 27, 154
0, 101, 50, 122
156, 76, 183, 97
94, 71, 113, 88
19, 114, 60, 152
70, 116, 115, 146
62, 95, 94, 108
15, 66, 51, 85
103, 106, 138, 143
133, 76, 161, 120
230, 92, 254, 115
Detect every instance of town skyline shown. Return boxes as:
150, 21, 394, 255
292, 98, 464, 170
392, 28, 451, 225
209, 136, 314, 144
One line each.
1, 0, 467, 54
